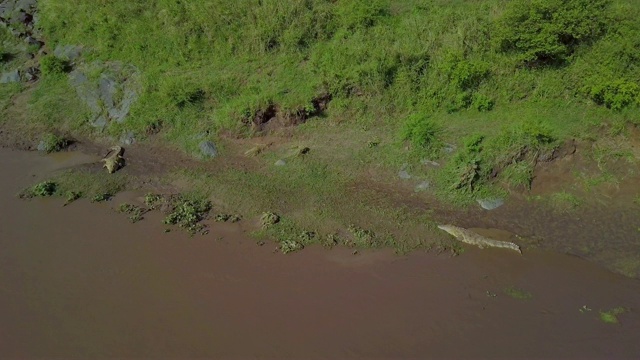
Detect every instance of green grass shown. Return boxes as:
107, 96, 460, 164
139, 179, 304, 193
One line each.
548, 191, 583, 213
599, 307, 629, 324
19, 169, 128, 203
23, 0, 637, 144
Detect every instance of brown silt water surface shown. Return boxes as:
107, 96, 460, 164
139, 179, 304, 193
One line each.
1, 148, 639, 359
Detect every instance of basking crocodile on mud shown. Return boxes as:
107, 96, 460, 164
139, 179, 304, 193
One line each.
101, 146, 125, 173
437, 224, 522, 254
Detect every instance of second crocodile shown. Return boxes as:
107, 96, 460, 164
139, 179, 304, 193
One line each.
437, 224, 522, 254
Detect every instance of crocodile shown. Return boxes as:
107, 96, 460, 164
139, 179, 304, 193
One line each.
101, 146, 125, 173
437, 224, 522, 254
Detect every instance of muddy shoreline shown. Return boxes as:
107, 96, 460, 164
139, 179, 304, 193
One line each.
2, 148, 640, 358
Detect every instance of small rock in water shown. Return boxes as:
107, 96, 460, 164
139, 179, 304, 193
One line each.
274, 159, 286, 166
199, 141, 218, 158
415, 181, 430, 192
421, 159, 440, 167
0, 70, 20, 84
477, 198, 505, 210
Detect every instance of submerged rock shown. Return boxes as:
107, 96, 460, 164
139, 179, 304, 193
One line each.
477, 198, 505, 210
199, 141, 218, 158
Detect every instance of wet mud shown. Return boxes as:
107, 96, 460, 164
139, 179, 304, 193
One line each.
1, 148, 640, 359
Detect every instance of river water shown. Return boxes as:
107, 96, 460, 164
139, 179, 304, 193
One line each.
1, 148, 639, 359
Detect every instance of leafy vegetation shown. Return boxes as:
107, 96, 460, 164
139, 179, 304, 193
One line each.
599, 306, 629, 324
117, 203, 147, 223
503, 286, 533, 300
38, 132, 69, 153
162, 196, 212, 234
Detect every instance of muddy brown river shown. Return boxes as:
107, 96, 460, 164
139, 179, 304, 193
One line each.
1, 148, 639, 359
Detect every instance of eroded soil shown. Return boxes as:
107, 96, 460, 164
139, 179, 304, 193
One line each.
1, 149, 640, 359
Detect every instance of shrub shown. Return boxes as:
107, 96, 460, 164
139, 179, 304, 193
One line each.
39, 133, 69, 153
399, 113, 442, 152
20, 181, 58, 198
495, 0, 611, 66
472, 94, 494, 112
334, 0, 389, 31
39, 55, 68, 76
584, 79, 640, 110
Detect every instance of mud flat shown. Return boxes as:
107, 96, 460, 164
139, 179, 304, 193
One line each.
1, 148, 639, 359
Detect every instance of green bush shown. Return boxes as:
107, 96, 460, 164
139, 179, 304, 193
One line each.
39, 133, 69, 153
334, 0, 389, 31
472, 94, 494, 112
399, 113, 442, 152
39, 55, 68, 77
20, 181, 59, 198
584, 79, 640, 110
495, 0, 611, 66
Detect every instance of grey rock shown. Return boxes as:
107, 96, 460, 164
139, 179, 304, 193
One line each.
199, 141, 218, 158
69, 70, 101, 113
36, 140, 47, 152
0, 70, 20, 83
477, 198, 505, 210
274, 159, 286, 166
98, 75, 116, 109
53, 45, 82, 61
415, 181, 430, 192
91, 115, 108, 129
17, 0, 37, 9
421, 158, 440, 167
443, 143, 457, 154
398, 163, 411, 179
68, 63, 141, 126
119, 131, 135, 145
398, 170, 411, 180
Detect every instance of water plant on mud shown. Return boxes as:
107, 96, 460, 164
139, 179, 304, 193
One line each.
599, 307, 629, 324
503, 286, 533, 300
117, 203, 147, 223
19, 180, 58, 198
163, 196, 212, 235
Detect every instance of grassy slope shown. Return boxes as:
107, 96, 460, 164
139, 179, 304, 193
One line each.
2, 1, 640, 265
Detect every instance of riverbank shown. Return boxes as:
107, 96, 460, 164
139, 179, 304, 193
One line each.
1, 147, 640, 358
1, 0, 640, 277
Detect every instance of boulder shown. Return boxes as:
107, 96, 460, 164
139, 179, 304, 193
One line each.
0, 70, 20, 83
477, 198, 505, 210
199, 141, 218, 158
